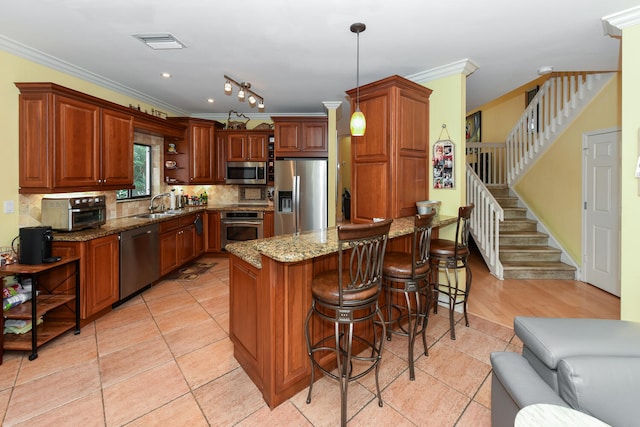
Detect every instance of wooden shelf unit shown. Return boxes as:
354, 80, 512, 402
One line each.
1, 256, 81, 361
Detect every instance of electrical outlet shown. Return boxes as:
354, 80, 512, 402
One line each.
3, 200, 14, 214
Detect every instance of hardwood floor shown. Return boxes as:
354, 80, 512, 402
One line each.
466, 247, 621, 327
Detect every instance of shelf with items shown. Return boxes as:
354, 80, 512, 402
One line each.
1, 256, 80, 361
267, 135, 275, 185
164, 139, 189, 184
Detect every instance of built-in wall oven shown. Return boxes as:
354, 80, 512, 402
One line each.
220, 211, 264, 250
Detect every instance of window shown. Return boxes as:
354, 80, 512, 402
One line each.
116, 143, 151, 200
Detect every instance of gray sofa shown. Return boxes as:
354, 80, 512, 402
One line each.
490, 316, 640, 427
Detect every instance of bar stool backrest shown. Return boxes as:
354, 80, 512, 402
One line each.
454, 205, 474, 258
338, 219, 393, 307
412, 211, 437, 277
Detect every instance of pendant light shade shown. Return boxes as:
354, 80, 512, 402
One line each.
350, 108, 366, 136
350, 22, 366, 137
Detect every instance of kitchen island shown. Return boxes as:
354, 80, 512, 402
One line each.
225, 214, 456, 409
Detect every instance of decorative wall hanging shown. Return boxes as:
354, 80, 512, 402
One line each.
433, 124, 455, 189
226, 110, 250, 130
465, 111, 481, 142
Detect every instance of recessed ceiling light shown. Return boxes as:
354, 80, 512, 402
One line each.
207, 98, 214, 103
161, 72, 172, 78
133, 33, 186, 50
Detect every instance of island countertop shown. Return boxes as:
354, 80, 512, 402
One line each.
225, 214, 457, 269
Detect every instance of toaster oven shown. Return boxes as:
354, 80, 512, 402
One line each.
41, 195, 107, 231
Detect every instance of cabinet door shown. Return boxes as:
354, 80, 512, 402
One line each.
215, 134, 227, 184
101, 108, 134, 187
159, 230, 178, 276
54, 95, 101, 188
263, 211, 274, 238
247, 134, 267, 161
189, 123, 215, 183
274, 122, 301, 153
206, 211, 221, 252
85, 234, 119, 318
194, 213, 205, 256
18, 92, 52, 190
227, 133, 248, 161
301, 121, 328, 154
179, 225, 196, 264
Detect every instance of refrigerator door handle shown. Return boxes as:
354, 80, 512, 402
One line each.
294, 175, 300, 234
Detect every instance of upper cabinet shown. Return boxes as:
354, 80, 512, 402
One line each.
166, 117, 223, 184
16, 82, 185, 193
272, 117, 328, 157
346, 75, 432, 223
224, 131, 269, 162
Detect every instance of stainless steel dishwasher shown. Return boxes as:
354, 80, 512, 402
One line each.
119, 223, 160, 301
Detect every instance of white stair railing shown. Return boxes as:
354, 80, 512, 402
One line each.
506, 72, 614, 185
466, 142, 506, 185
466, 164, 504, 279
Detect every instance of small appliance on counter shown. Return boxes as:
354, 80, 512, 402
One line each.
18, 226, 60, 264
41, 195, 107, 231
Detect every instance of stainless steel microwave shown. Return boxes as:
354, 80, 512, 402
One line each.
226, 161, 267, 185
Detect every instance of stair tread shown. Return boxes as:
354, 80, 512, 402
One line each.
501, 261, 576, 270
500, 231, 547, 236
500, 245, 561, 252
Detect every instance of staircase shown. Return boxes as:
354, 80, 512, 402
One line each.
489, 185, 576, 279
466, 71, 616, 280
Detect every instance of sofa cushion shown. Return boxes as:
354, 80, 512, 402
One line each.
514, 317, 640, 370
557, 355, 640, 427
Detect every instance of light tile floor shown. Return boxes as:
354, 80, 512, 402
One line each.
0, 255, 520, 426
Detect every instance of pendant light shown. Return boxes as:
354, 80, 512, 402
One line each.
350, 22, 366, 137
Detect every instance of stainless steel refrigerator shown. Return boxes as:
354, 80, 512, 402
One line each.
274, 158, 327, 235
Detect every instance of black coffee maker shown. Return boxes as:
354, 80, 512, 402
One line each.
19, 226, 57, 264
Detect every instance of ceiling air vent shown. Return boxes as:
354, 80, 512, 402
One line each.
133, 33, 186, 50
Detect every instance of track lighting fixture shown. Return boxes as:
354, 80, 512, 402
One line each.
223, 74, 265, 111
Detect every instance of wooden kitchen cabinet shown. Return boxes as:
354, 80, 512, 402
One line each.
16, 84, 134, 192
206, 211, 221, 252
263, 211, 274, 238
159, 214, 201, 276
346, 75, 432, 223
224, 131, 269, 162
215, 134, 228, 184
52, 234, 119, 321
272, 117, 328, 157
166, 117, 223, 184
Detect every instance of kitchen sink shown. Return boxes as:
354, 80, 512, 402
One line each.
135, 212, 176, 219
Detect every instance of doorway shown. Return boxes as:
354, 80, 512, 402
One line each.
582, 129, 621, 296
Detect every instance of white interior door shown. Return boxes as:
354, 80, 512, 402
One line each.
583, 129, 621, 296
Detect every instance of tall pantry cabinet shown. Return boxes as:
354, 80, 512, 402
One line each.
346, 75, 432, 223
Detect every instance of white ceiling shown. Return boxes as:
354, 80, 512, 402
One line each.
0, 0, 635, 128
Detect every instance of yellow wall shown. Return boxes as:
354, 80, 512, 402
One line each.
620, 25, 640, 321
514, 75, 621, 263
0, 50, 173, 247
469, 77, 546, 142
418, 73, 466, 239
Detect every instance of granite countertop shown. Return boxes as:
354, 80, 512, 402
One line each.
52, 204, 274, 242
225, 215, 457, 269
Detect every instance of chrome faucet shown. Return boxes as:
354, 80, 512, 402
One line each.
149, 192, 171, 212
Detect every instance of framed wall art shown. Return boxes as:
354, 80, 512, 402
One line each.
466, 111, 481, 143
433, 139, 454, 189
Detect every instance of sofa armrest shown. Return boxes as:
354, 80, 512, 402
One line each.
558, 355, 640, 427
490, 352, 568, 427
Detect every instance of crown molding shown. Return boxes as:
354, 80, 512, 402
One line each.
602, 6, 640, 37
405, 58, 479, 84
0, 34, 189, 116
195, 112, 328, 121
322, 101, 342, 111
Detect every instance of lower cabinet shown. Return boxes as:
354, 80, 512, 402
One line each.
263, 211, 274, 238
206, 211, 221, 252
159, 214, 201, 276
52, 234, 119, 320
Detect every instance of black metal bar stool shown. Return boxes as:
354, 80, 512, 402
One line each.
380, 211, 436, 380
429, 205, 474, 340
304, 219, 392, 427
